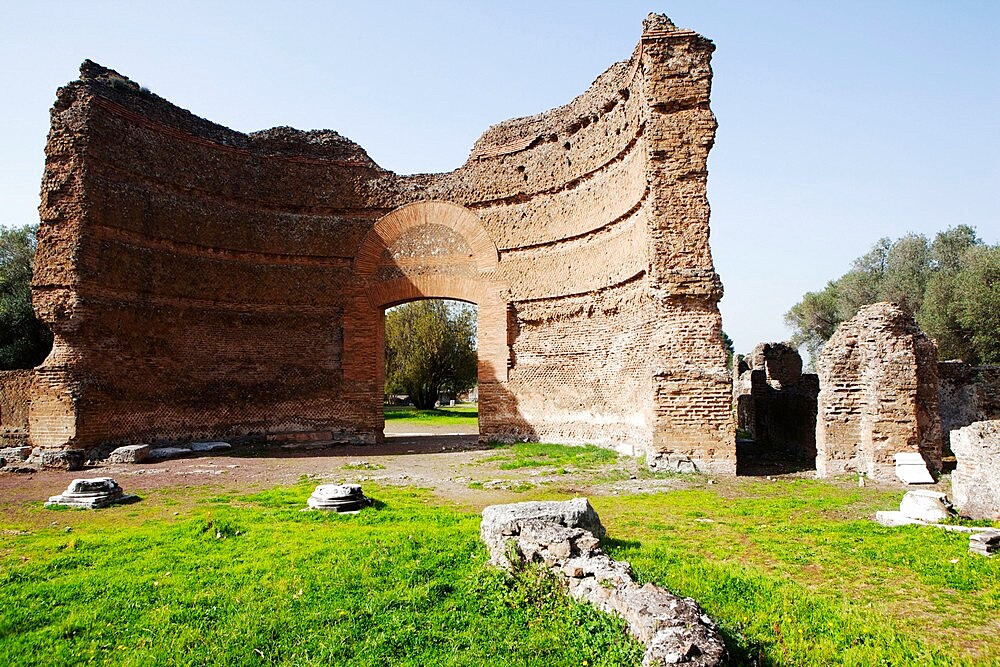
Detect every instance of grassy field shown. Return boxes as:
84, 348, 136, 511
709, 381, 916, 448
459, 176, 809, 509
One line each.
383, 404, 478, 428
1, 444, 998, 666
0, 483, 640, 667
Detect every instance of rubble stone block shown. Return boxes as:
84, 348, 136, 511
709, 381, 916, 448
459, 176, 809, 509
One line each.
0, 446, 32, 462
107, 444, 151, 464
32, 449, 85, 471
481, 498, 727, 666
951, 420, 1000, 520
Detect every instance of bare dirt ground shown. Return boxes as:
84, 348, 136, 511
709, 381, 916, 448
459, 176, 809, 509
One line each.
0, 434, 935, 514
0, 435, 723, 512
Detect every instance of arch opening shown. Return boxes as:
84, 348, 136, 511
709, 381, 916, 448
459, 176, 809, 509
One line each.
381, 299, 480, 441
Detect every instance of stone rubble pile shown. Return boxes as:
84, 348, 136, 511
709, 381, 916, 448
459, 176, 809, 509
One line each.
481, 498, 726, 666
45, 477, 137, 509
306, 484, 372, 513
968, 531, 999, 557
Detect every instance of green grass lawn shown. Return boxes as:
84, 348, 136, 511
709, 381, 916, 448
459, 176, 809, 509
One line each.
0, 483, 639, 667
383, 404, 478, 427
1, 468, 997, 666
481, 443, 617, 471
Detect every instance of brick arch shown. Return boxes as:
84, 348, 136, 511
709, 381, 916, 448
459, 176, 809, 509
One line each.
355, 200, 499, 276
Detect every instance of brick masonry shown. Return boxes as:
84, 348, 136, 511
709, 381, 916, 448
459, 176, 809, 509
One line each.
815, 303, 942, 480
733, 343, 818, 460
29, 14, 734, 472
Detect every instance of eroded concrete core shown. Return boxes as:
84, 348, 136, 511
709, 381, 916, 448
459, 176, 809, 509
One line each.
25, 13, 734, 471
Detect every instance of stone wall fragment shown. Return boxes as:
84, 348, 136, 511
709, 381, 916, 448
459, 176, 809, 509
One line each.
481, 499, 727, 666
951, 420, 1000, 520
816, 303, 942, 482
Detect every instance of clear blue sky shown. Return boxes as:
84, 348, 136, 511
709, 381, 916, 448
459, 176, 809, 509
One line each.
2, 1, 997, 354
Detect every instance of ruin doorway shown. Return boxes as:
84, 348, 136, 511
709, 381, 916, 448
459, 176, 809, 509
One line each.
380, 298, 480, 441
732, 343, 819, 476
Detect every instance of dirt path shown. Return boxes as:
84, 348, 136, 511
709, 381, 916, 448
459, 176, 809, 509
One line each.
0, 437, 928, 514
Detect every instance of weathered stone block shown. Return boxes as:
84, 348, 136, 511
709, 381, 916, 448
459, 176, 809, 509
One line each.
147, 446, 192, 461
32, 449, 85, 471
0, 446, 32, 462
107, 444, 150, 464
951, 420, 1000, 520
899, 490, 954, 523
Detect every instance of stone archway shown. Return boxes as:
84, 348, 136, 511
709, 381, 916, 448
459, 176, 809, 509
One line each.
349, 201, 509, 442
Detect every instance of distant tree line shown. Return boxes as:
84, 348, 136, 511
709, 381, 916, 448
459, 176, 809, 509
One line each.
785, 225, 999, 364
0, 224, 52, 369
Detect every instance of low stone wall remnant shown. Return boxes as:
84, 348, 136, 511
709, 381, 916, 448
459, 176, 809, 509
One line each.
481, 499, 727, 666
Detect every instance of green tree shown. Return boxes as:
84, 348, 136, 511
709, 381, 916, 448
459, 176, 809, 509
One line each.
720, 330, 735, 370
384, 300, 478, 409
786, 225, 992, 362
0, 224, 52, 369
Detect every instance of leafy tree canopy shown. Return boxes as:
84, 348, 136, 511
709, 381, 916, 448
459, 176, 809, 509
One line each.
0, 224, 52, 369
384, 299, 478, 409
785, 225, 998, 364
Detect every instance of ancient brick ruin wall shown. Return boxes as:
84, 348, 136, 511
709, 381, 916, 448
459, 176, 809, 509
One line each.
815, 303, 942, 480
937, 361, 1000, 450
0, 370, 33, 446
733, 343, 818, 460
31, 15, 733, 471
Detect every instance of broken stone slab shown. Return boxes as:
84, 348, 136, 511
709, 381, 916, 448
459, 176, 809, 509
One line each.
481, 499, 727, 666
969, 530, 1000, 557
894, 452, 935, 485
107, 444, 151, 464
306, 484, 372, 512
45, 477, 137, 509
950, 420, 1000, 520
147, 446, 192, 461
899, 490, 955, 523
189, 441, 232, 453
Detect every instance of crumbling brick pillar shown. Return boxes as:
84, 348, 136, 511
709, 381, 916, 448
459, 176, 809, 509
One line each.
641, 15, 734, 473
816, 303, 942, 480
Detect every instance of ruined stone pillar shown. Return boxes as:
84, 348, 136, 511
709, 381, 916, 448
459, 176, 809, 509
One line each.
816, 303, 942, 480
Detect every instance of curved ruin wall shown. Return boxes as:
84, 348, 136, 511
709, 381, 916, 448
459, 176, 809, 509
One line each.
31, 15, 733, 471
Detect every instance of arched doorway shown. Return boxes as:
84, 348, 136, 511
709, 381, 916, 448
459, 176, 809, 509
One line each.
350, 201, 509, 444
